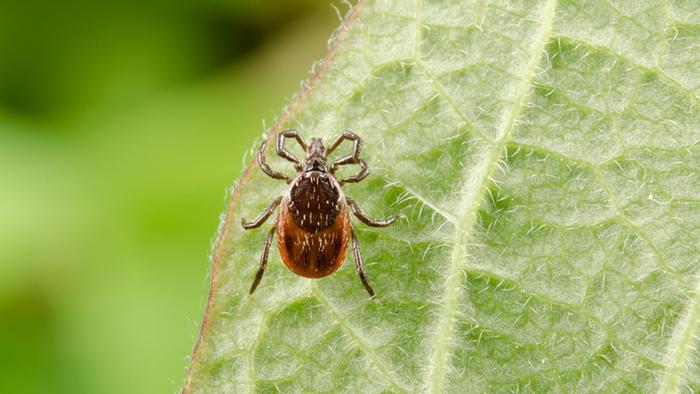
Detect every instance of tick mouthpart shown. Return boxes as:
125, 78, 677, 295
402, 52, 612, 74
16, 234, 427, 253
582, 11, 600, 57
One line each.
304, 159, 327, 173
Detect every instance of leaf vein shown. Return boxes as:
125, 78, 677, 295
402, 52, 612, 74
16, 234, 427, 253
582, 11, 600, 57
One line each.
658, 273, 700, 393
592, 167, 678, 276
311, 284, 410, 392
415, 60, 493, 143
553, 35, 700, 106
387, 177, 457, 224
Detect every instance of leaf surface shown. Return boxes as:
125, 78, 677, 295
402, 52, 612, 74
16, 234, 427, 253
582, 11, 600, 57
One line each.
184, 1, 700, 392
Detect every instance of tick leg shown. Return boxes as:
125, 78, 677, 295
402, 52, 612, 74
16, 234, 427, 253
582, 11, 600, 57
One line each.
327, 131, 369, 185
347, 198, 399, 227
276, 129, 307, 172
241, 197, 282, 229
327, 130, 362, 157
249, 226, 276, 294
258, 140, 292, 183
351, 226, 375, 299
336, 159, 369, 185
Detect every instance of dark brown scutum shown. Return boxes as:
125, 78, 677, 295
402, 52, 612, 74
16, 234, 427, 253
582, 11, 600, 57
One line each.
288, 174, 340, 233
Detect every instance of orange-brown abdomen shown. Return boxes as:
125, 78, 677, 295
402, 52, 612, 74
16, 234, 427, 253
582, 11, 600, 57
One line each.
276, 173, 350, 278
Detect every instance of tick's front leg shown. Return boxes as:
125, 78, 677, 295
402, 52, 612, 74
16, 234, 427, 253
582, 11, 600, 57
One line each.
241, 197, 282, 229
327, 130, 369, 185
258, 140, 292, 183
276, 129, 307, 172
347, 198, 399, 227
335, 159, 369, 185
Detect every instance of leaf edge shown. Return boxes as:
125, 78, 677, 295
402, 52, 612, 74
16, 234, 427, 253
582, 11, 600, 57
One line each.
180, 1, 367, 392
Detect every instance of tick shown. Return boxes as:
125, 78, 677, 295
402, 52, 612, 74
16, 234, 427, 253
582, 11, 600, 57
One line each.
241, 130, 399, 298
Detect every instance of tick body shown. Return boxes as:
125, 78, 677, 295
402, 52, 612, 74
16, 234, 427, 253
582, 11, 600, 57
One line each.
241, 130, 399, 298
278, 171, 350, 278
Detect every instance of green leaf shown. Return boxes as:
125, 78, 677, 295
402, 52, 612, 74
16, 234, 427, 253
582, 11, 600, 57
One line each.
183, 0, 700, 392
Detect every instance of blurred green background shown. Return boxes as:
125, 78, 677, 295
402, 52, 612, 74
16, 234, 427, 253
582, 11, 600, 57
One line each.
0, 1, 338, 392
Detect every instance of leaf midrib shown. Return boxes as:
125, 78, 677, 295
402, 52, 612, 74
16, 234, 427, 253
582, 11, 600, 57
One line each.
422, 0, 559, 392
